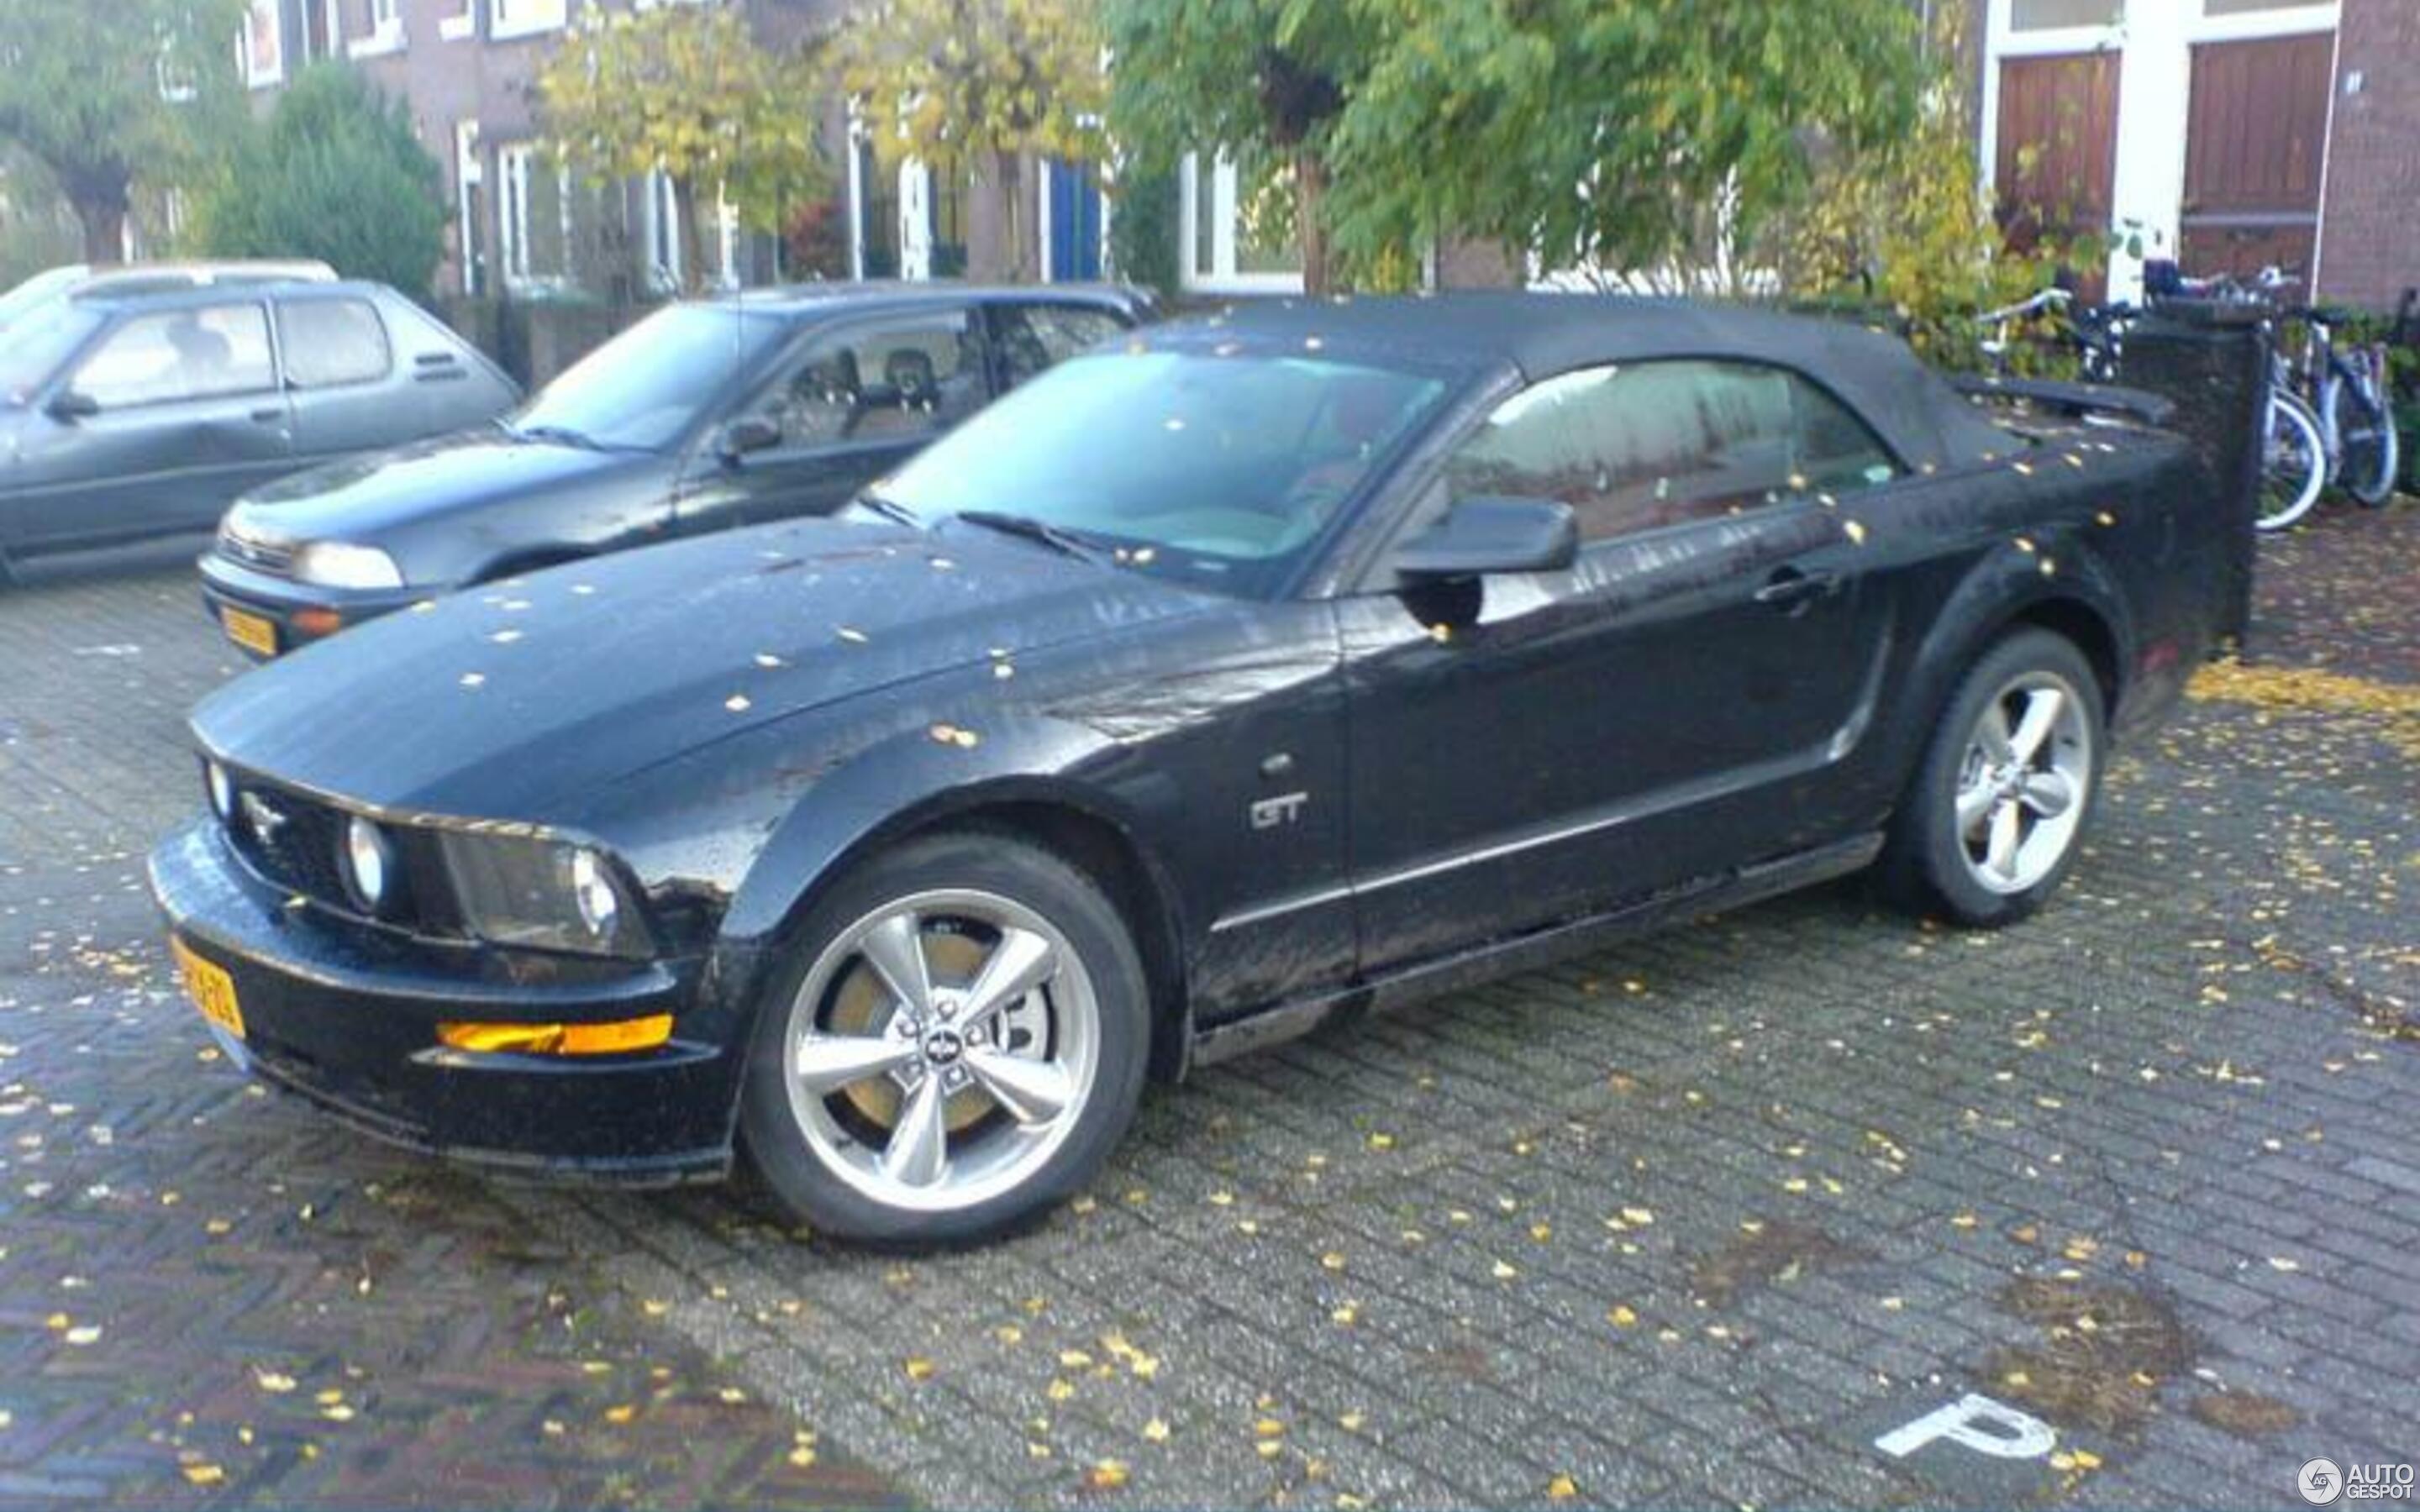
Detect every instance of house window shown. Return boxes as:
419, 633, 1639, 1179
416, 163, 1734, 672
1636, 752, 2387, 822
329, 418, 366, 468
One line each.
491, 0, 568, 40
455, 120, 485, 297
646, 170, 683, 291
348, 0, 405, 56
1178, 151, 1303, 294
499, 144, 571, 289
2009, 0, 2120, 27
439, 0, 477, 40
855, 139, 900, 278
238, 0, 284, 89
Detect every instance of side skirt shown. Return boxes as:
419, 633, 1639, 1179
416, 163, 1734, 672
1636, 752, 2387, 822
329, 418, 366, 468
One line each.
1186, 833, 1885, 1071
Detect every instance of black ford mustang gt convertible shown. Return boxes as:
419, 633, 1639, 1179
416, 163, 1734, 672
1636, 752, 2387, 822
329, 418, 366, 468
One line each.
151, 294, 2230, 1243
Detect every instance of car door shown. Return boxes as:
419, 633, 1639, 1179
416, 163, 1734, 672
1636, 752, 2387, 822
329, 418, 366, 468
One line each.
988, 300, 1134, 394
1339, 359, 1902, 975
9, 301, 294, 552
273, 293, 399, 465
673, 305, 993, 533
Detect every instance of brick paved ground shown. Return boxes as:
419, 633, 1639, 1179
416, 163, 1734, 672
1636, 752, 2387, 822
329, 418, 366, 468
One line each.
2, 507, 2416, 1509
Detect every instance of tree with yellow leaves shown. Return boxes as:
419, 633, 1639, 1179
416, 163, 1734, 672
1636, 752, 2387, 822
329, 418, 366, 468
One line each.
536, 5, 826, 294
834, 0, 1107, 281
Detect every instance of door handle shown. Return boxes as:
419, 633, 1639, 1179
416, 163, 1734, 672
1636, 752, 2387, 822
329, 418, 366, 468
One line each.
1754, 565, 1841, 612
249, 407, 284, 424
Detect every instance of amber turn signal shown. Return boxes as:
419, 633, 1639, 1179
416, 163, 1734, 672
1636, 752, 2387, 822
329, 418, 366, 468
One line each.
436, 1015, 673, 1056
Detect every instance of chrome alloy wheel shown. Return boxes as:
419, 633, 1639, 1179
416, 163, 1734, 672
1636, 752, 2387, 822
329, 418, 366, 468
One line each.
1954, 670, 2092, 895
779, 889, 1100, 1213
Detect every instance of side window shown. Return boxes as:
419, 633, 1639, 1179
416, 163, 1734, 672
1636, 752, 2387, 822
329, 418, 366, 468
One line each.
1790, 380, 1900, 491
73, 304, 275, 408
1448, 360, 1792, 541
744, 310, 986, 449
995, 303, 1128, 390
276, 298, 392, 388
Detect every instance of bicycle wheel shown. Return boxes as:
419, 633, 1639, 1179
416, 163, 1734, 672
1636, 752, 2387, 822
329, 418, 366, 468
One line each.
2328, 370, 2401, 507
2258, 392, 2327, 532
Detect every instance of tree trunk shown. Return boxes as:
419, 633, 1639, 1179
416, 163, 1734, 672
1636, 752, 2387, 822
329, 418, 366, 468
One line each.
673, 176, 707, 294
994, 149, 1028, 281
1294, 148, 1331, 297
64, 168, 132, 265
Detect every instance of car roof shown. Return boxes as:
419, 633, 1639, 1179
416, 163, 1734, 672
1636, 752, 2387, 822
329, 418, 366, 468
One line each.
64, 260, 336, 300
1154, 291, 2012, 471
699, 280, 1153, 320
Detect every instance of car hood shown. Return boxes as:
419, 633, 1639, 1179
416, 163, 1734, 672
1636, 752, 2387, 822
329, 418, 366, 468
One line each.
227, 429, 641, 541
192, 517, 1215, 823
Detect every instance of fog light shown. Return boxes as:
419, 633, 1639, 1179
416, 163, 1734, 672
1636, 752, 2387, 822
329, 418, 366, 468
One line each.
341, 815, 393, 914
292, 606, 344, 638
205, 761, 234, 822
436, 1016, 673, 1056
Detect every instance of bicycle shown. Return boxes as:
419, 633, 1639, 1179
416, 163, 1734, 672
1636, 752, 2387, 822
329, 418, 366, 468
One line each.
2282, 303, 2401, 508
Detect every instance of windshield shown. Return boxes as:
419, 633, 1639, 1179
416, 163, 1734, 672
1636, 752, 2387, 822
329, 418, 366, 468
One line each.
0, 265, 84, 334
508, 302, 785, 451
0, 301, 103, 407
879, 349, 1451, 596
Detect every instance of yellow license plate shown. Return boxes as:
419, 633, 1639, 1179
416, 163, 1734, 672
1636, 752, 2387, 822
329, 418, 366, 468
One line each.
172, 937, 245, 1041
221, 606, 278, 657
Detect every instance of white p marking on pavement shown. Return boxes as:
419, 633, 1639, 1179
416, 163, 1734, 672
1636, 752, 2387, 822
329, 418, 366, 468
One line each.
1875, 1394, 2058, 1461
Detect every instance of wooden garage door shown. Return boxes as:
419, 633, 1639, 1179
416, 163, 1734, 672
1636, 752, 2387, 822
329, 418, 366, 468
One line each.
1995, 52, 2121, 265
2181, 33, 2333, 295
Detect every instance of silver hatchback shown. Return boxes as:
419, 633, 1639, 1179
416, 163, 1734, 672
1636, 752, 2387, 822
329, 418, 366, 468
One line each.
0, 280, 517, 582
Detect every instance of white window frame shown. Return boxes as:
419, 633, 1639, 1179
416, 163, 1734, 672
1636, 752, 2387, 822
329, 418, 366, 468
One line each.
439, 0, 478, 41
455, 119, 484, 297
497, 142, 576, 292
490, 0, 570, 42
1176, 152, 1303, 296
1978, 0, 2341, 302
348, 0, 406, 58
237, 0, 285, 90
645, 169, 684, 293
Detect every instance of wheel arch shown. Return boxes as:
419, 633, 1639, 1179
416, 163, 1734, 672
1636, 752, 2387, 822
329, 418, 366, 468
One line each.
722, 752, 1195, 1089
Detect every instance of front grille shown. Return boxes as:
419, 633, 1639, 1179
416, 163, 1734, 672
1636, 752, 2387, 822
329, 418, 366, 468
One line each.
218, 525, 295, 576
227, 780, 350, 906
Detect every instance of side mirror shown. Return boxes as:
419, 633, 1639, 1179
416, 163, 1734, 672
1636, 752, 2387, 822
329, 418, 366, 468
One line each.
1392, 496, 1578, 580
718, 416, 781, 462
46, 389, 99, 423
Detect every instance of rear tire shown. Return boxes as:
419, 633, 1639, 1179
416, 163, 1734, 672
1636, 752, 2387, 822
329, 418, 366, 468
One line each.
2258, 391, 2328, 532
2329, 375, 2400, 507
738, 830, 1150, 1246
1877, 629, 2105, 927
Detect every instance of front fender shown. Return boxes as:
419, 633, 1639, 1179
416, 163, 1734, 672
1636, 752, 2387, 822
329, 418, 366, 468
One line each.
715, 710, 1177, 974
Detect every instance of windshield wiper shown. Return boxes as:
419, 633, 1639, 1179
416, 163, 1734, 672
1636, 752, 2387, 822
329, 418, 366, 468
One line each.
951, 509, 1107, 563
508, 422, 619, 452
852, 491, 923, 528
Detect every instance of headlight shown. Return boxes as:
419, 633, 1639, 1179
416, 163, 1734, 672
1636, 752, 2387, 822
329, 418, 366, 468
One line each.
204, 760, 234, 822
439, 833, 652, 958
291, 541, 403, 591
340, 815, 395, 915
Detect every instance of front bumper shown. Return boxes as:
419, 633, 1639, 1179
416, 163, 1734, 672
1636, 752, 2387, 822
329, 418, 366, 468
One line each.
148, 818, 734, 1183
197, 550, 425, 659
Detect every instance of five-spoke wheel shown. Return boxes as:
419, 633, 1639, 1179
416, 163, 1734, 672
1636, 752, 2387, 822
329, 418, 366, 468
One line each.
1881, 628, 2106, 926
740, 832, 1148, 1244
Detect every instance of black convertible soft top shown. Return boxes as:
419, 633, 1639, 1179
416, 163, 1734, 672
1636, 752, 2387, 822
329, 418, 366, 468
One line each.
1164, 291, 2017, 474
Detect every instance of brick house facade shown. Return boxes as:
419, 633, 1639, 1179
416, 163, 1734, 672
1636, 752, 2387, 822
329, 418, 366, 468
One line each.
1970, 0, 2419, 312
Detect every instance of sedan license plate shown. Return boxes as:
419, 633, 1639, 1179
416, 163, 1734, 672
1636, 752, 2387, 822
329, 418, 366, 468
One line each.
171, 937, 245, 1041
221, 606, 278, 657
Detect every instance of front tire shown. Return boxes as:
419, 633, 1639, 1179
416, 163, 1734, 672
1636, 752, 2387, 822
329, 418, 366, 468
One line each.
2258, 391, 2328, 532
2329, 375, 2400, 507
738, 831, 1150, 1246
1879, 629, 2105, 927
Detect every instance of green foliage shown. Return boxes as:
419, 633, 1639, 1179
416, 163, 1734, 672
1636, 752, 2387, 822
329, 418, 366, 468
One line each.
1107, 165, 1178, 297
1105, 0, 1923, 295
835, 0, 1107, 279
0, 0, 247, 260
1774, 8, 2082, 373
539, 5, 826, 291
193, 65, 443, 297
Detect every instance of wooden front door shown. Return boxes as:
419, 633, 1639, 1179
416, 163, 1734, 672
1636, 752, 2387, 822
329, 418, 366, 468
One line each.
2181, 33, 2334, 297
1995, 52, 2121, 295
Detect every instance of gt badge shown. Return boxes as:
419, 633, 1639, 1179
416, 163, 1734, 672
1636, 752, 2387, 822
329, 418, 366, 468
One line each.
1249, 791, 1309, 831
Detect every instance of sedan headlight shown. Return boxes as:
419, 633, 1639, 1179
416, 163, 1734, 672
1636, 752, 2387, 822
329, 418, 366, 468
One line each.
291, 541, 404, 591
439, 833, 653, 958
